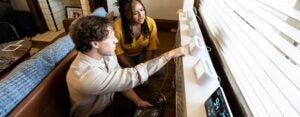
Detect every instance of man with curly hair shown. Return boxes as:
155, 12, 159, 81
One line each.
67, 15, 188, 116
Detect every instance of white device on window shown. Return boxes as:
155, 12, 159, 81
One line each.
189, 36, 203, 57
185, 10, 196, 36
194, 58, 218, 84
204, 87, 233, 117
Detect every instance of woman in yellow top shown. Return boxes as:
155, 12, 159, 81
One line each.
114, 0, 159, 68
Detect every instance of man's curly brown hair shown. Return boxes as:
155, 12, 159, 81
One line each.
69, 16, 112, 52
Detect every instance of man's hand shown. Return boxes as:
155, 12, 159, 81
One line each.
136, 100, 154, 107
122, 89, 153, 108
164, 45, 189, 58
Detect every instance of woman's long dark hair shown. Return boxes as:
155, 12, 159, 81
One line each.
118, 0, 150, 44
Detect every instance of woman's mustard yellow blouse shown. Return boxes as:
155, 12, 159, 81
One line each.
114, 16, 159, 56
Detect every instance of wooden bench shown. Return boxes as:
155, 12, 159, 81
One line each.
197, 0, 300, 116
8, 49, 77, 117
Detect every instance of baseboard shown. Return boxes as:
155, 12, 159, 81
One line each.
154, 19, 178, 32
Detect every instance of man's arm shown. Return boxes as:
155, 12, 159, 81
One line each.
143, 45, 188, 76
122, 89, 153, 107
120, 46, 187, 107
80, 46, 188, 94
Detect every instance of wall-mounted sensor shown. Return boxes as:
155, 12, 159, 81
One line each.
189, 36, 203, 57
194, 58, 218, 85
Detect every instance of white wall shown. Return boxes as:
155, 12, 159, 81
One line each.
11, 0, 30, 11
107, 0, 183, 20
143, 0, 183, 20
